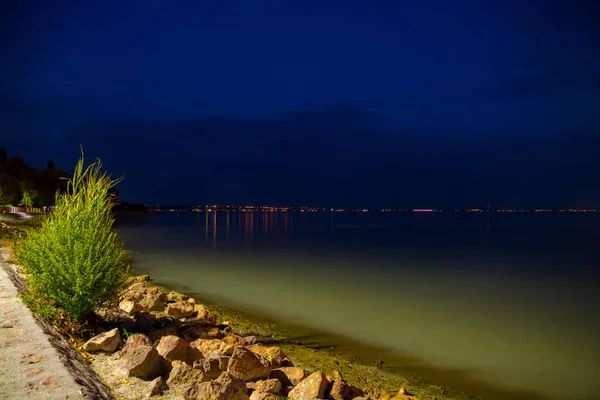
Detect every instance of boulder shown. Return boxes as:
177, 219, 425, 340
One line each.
167, 291, 189, 302
134, 311, 159, 331
183, 326, 223, 341
148, 376, 164, 397
329, 377, 364, 400
166, 301, 195, 318
249, 392, 278, 400
194, 355, 230, 379
269, 367, 308, 386
247, 345, 287, 368
194, 304, 217, 324
116, 344, 166, 379
82, 328, 121, 353
134, 274, 151, 283
222, 334, 247, 348
121, 333, 153, 353
148, 324, 180, 342
247, 379, 282, 394
156, 335, 192, 363
227, 347, 271, 381
140, 292, 167, 312
119, 299, 143, 315
121, 282, 147, 301
287, 371, 328, 400
166, 360, 208, 386
394, 387, 419, 400
146, 286, 159, 294
95, 308, 136, 332
243, 336, 257, 345
190, 338, 234, 357
184, 372, 248, 400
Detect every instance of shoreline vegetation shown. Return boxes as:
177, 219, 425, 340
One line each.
0, 151, 569, 400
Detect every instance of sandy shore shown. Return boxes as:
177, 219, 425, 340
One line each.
148, 281, 564, 400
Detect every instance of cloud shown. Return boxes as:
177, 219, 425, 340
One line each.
51, 105, 600, 207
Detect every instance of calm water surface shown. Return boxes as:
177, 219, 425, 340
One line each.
117, 211, 600, 400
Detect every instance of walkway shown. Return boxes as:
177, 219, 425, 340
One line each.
0, 247, 112, 399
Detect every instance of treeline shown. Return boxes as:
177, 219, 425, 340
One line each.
0, 148, 71, 207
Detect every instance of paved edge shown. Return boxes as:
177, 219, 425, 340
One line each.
0, 251, 114, 400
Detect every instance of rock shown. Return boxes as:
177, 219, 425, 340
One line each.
148, 376, 164, 397
329, 377, 364, 400
146, 286, 159, 294
166, 300, 195, 318
134, 312, 159, 331
280, 358, 294, 367
190, 338, 234, 357
82, 328, 121, 353
222, 334, 247, 348
195, 355, 231, 379
157, 335, 192, 363
183, 326, 223, 341
167, 291, 189, 302
287, 371, 328, 400
148, 324, 179, 342
194, 304, 217, 324
227, 347, 271, 381
166, 360, 208, 386
247, 345, 287, 368
249, 392, 278, 400
156, 314, 181, 328
247, 379, 282, 394
243, 336, 257, 345
140, 292, 167, 312
135, 274, 152, 282
184, 371, 248, 400
117, 345, 166, 379
96, 308, 136, 332
119, 299, 143, 315
394, 387, 419, 400
121, 333, 153, 353
121, 282, 147, 301
269, 367, 308, 386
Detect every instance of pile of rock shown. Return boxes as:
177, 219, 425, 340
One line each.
83, 277, 418, 400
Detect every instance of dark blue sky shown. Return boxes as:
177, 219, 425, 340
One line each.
1, 0, 599, 207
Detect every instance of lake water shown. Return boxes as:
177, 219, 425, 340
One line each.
117, 211, 600, 400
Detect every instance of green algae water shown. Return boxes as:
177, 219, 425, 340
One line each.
117, 211, 600, 400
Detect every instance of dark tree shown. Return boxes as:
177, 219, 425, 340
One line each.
0, 148, 7, 164
47, 159, 56, 171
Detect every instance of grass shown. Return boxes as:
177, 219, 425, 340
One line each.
15, 151, 132, 321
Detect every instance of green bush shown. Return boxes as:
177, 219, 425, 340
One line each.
16, 152, 131, 320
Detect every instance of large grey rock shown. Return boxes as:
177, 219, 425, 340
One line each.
116, 345, 166, 379
184, 372, 248, 400
227, 347, 271, 381
82, 328, 121, 353
166, 300, 195, 318
269, 367, 308, 386
166, 360, 208, 386
287, 371, 328, 400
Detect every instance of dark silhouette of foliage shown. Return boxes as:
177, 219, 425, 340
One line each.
0, 148, 71, 207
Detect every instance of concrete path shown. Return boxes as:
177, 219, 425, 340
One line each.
0, 248, 113, 399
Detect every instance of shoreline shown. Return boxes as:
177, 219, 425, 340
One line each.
145, 275, 564, 400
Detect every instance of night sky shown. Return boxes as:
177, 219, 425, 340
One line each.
1, 0, 599, 208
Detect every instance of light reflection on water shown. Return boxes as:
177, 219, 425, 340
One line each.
118, 211, 600, 400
